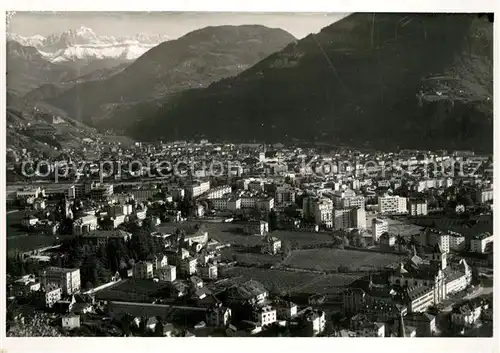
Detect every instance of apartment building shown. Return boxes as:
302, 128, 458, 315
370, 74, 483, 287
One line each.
157, 265, 177, 282
228, 197, 242, 211
475, 188, 493, 203
470, 232, 493, 253
256, 197, 275, 211
206, 304, 231, 328
378, 195, 408, 215
40, 285, 62, 308
408, 200, 428, 216
89, 183, 114, 200
418, 228, 450, 253
333, 207, 365, 230
372, 218, 389, 242
275, 185, 296, 205
186, 181, 211, 199
313, 198, 334, 228
254, 306, 277, 327
248, 180, 264, 192
81, 230, 132, 252
41, 267, 81, 296
198, 263, 218, 280
133, 261, 154, 279
211, 197, 229, 210
206, 185, 232, 199
72, 215, 98, 235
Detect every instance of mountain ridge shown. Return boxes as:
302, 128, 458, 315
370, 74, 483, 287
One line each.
125, 13, 493, 152
8, 26, 171, 63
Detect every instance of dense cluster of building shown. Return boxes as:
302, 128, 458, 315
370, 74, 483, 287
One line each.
6, 142, 493, 337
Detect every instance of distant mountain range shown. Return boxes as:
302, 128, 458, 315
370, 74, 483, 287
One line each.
6, 26, 169, 94
7, 15, 493, 153
123, 13, 492, 152
7, 26, 170, 63
39, 25, 297, 126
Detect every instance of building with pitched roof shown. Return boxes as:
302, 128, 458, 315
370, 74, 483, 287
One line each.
389, 244, 471, 310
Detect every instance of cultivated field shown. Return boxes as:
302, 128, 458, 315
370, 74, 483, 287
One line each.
282, 248, 404, 272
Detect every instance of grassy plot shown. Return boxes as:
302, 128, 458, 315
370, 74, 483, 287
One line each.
219, 247, 282, 267
282, 248, 404, 272
95, 279, 170, 303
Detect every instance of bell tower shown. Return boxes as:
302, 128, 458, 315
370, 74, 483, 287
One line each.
430, 243, 447, 271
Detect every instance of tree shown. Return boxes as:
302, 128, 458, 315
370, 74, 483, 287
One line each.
250, 207, 262, 221
357, 237, 367, 249
154, 318, 164, 337
81, 256, 99, 287
268, 209, 279, 231
97, 244, 107, 262
282, 241, 292, 258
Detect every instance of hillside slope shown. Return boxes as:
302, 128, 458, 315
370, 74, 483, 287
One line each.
45, 25, 296, 125
129, 13, 493, 152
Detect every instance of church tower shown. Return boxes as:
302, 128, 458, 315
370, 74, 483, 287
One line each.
430, 243, 447, 271
431, 243, 446, 303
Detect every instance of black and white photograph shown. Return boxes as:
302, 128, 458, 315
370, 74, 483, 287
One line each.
1, 3, 496, 347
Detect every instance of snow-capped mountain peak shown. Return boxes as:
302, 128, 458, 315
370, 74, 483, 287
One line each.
7, 27, 170, 63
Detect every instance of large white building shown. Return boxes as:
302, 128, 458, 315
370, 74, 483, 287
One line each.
418, 228, 451, 254
254, 306, 277, 327
378, 196, 408, 215
186, 181, 211, 199
331, 189, 366, 209
313, 198, 334, 228
41, 267, 81, 295
372, 218, 389, 242
72, 215, 98, 235
206, 185, 232, 199
333, 207, 366, 230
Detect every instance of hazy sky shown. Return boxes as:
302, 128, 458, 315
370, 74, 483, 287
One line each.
8, 12, 349, 39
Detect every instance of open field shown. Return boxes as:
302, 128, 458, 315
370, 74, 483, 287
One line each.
200, 222, 338, 248
95, 278, 170, 302
219, 247, 281, 267
298, 273, 363, 294
282, 248, 404, 272
220, 267, 318, 293
272, 230, 337, 246
219, 267, 360, 295
209, 230, 266, 247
